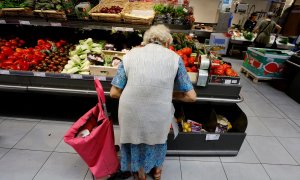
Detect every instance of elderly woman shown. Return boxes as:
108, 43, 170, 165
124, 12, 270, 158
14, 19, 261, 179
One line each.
110, 24, 196, 180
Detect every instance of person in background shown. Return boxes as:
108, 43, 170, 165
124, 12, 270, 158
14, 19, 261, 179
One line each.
110, 24, 197, 180
253, 12, 282, 48
243, 13, 258, 32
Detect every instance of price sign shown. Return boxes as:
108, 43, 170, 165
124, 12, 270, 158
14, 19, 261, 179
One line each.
50, 22, 62, 27
94, 76, 106, 81
0, 20, 6, 24
0, 70, 10, 75
33, 72, 46, 77
70, 74, 83, 79
112, 27, 134, 32
19, 20, 30, 25
206, 134, 220, 141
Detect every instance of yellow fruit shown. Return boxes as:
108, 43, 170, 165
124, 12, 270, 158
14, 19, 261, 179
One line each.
183, 129, 188, 133
183, 123, 190, 129
187, 128, 192, 132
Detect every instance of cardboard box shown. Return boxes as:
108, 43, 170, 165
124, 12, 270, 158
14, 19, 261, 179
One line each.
243, 47, 293, 78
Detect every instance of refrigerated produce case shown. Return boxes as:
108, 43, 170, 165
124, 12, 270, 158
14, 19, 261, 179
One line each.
0, 17, 246, 156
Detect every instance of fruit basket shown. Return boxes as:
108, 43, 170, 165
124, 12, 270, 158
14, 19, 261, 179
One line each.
1, 8, 34, 17
33, 10, 67, 20
121, 2, 155, 25
89, 0, 127, 22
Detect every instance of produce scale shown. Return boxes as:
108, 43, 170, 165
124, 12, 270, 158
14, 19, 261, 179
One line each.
0, 0, 247, 156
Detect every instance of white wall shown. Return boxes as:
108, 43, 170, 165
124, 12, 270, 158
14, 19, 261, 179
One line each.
189, 0, 220, 23
231, 0, 270, 25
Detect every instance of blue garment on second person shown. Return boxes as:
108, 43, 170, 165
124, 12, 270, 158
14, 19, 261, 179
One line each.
112, 57, 193, 173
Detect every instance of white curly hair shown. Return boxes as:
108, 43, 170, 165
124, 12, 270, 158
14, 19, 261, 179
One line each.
142, 24, 173, 46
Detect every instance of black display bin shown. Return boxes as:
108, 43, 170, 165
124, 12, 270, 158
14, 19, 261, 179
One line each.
167, 102, 247, 156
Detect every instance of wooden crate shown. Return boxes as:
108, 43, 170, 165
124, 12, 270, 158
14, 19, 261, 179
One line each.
240, 66, 273, 83
90, 65, 118, 77
33, 10, 67, 20
89, 0, 127, 22
122, 2, 155, 25
1, 8, 34, 17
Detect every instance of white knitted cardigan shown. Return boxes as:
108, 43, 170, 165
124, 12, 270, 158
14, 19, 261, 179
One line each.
118, 43, 179, 145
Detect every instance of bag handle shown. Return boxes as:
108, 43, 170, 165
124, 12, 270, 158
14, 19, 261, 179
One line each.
94, 80, 108, 117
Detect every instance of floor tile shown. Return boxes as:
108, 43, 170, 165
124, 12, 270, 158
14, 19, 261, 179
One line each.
84, 170, 93, 180
34, 152, 88, 180
263, 164, 300, 180
241, 91, 269, 104
220, 140, 259, 163
264, 93, 299, 106
3, 116, 41, 122
237, 102, 256, 117
0, 148, 9, 159
180, 156, 220, 162
40, 120, 74, 125
14, 123, 70, 151
260, 117, 300, 138
246, 116, 273, 136
0, 119, 4, 125
0, 149, 50, 180
165, 156, 180, 160
54, 139, 77, 153
278, 137, 300, 165
181, 161, 227, 180
0, 120, 37, 148
114, 127, 121, 146
277, 105, 300, 120
223, 163, 270, 180
161, 160, 181, 180
247, 102, 283, 118
247, 136, 297, 165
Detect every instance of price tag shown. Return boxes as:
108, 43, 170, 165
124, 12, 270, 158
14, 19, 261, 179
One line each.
224, 79, 231, 84
33, 72, 46, 77
94, 76, 106, 81
0, 20, 6, 24
178, 0, 184, 5
19, 20, 30, 25
206, 134, 220, 141
0, 70, 10, 75
112, 26, 134, 32
50, 22, 62, 27
70, 74, 83, 79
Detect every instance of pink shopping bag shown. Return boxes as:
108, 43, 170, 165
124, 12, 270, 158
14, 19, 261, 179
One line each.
64, 80, 119, 179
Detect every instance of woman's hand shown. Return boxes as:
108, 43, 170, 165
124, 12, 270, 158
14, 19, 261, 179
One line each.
173, 90, 197, 102
110, 86, 123, 99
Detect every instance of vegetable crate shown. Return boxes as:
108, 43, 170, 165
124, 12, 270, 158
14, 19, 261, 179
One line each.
89, 0, 127, 22
89, 65, 117, 77
1, 8, 34, 17
209, 75, 240, 85
243, 47, 292, 78
33, 10, 67, 20
121, 2, 155, 25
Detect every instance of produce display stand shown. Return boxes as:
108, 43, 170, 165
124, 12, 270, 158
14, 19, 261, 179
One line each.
0, 17, 246, 156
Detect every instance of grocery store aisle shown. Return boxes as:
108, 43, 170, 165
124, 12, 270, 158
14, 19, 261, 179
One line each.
0, 59, 300, 180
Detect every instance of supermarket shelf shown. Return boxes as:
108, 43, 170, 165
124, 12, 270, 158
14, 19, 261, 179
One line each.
0, 83, 243, 103
0, 69, 242, 103
0, 17, 212, 36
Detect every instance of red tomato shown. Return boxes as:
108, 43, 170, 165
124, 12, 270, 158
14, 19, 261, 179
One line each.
213, 66, 225, 75
169, 46, 175, 51
0, 54, 6, 61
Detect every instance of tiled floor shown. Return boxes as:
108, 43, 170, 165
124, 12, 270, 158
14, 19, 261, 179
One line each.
0, 59, 300, 180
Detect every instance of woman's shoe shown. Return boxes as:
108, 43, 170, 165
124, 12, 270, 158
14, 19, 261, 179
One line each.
133, 172, 146, 180
152, 168, 162, 180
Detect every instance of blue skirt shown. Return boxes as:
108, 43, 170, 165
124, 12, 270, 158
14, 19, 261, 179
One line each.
120, 143, 167, 173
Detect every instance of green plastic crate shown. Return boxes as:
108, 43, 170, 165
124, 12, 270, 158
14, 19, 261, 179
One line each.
243, 47, 292, 78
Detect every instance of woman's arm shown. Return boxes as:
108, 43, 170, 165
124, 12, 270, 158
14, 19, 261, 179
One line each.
110, 86, 122, 99
173, 90, 197, 102
275, 24, 282, 36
